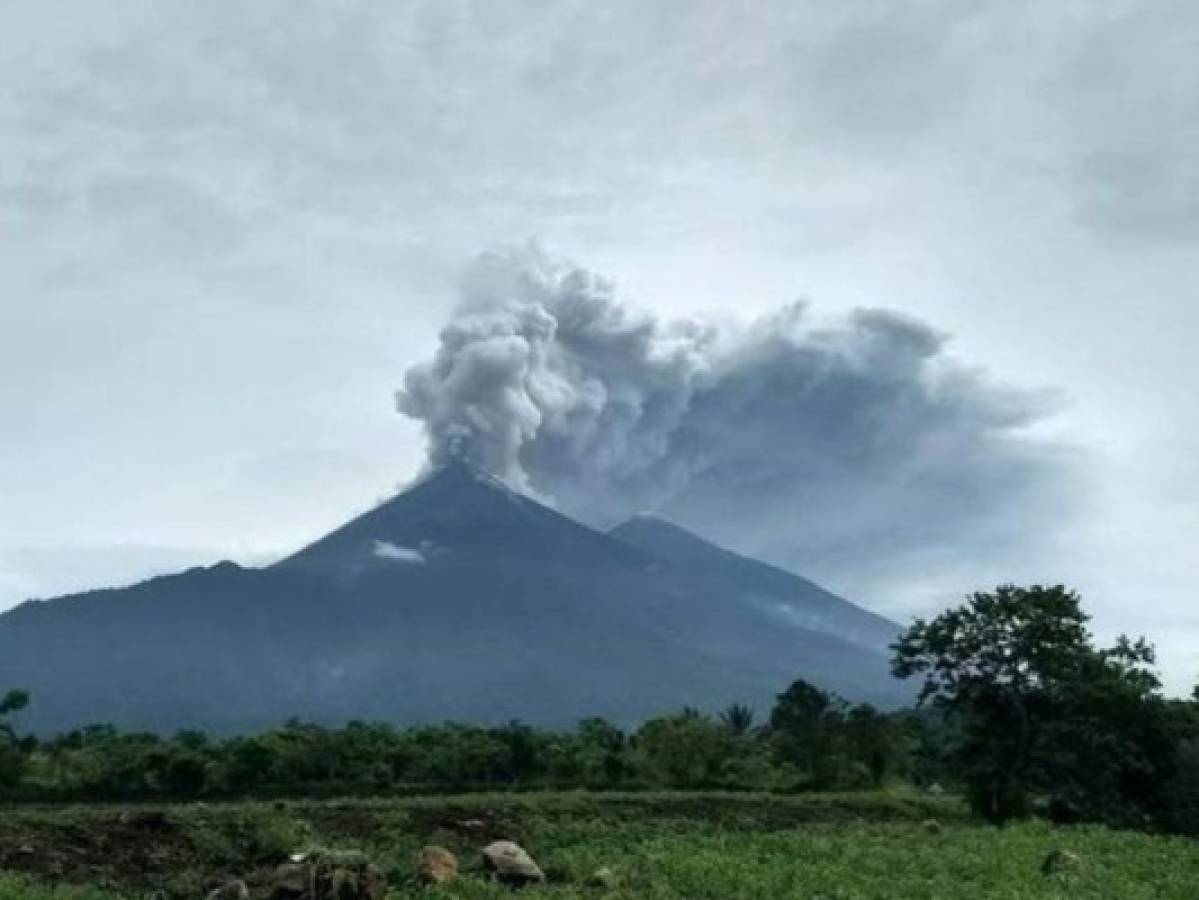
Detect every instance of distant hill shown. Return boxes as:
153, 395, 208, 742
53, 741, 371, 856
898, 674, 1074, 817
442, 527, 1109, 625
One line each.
0, 462, 907, 734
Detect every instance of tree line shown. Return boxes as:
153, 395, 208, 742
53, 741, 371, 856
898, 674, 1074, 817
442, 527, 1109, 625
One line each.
2, 584, 1197, 835
0, 689, 931, 801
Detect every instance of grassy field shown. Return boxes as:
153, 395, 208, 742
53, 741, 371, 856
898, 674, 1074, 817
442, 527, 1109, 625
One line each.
1, 792, 1196, 899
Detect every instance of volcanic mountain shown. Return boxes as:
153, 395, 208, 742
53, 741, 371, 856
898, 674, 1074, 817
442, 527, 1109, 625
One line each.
0, 462, 907, 734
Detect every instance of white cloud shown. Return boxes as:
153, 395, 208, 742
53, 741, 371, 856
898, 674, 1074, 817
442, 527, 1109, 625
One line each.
372, 541, 425, 564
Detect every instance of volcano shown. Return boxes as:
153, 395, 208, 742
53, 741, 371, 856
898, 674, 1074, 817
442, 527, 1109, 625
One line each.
0, 462, 907, 734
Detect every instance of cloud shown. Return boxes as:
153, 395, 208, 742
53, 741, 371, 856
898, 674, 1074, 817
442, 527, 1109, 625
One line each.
2, 0, 1192, 688
372, 540, 425, 564
398, 247, 1078, 582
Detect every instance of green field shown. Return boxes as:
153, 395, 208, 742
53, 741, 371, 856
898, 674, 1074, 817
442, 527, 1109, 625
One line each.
1, 792, 1196, 899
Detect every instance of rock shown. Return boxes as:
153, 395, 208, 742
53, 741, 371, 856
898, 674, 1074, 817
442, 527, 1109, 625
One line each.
921, 818, 943, 835
273, 862, 314, 898
481, 840, 545, 885
327, 868, 383, 900
272, 853, 384, 900
313, 852, 385, 900
206, 880, 250, 900
417, 846, 458, 885
585, 867, 618, 889
1042, 849, 1082, 876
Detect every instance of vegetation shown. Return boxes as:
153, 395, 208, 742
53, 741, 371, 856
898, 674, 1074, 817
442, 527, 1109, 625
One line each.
0, 689, 934, 802
2, 583, 1199, 897
893, 584, 1199, 830
0, 793, 1197, 899
0, 689, 31, 789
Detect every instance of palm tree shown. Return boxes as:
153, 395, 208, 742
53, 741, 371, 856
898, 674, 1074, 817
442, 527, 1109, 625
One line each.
719, 703, 756, 737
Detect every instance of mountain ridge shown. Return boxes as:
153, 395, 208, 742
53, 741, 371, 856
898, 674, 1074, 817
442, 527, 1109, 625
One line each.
0, 462, 908, 734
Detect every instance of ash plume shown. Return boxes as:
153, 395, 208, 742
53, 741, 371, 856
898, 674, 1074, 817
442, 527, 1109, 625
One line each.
398, 247, 1075, 585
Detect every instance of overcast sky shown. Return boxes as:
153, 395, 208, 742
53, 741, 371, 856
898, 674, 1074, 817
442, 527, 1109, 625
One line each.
2, 1, 1197, 692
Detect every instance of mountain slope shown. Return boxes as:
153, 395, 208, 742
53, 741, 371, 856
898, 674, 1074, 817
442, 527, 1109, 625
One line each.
0, 463, 908, 734
610, 514, 901, 651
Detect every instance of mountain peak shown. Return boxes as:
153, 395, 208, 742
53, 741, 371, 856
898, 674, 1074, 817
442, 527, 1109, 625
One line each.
609, 513, 730, 566
404, 457, 531, 499
273, 457, 640, 574
0, 458, 909, 733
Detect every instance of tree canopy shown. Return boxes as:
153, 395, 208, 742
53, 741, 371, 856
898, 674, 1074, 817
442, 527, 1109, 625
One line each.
892, 584, 1194, 825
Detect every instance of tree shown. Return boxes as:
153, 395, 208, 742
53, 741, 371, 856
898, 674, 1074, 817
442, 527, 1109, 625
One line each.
494, 720, 547, 782
892, 584, 1179, 824
845, 704, 902, 787
637, 713, 735, 786
770, 679, 849, 787
163, 752, 209, 796
0, 689, 29, 727
719, 703, 756, 737
0, 689, 30, 790
576, 718, 630, 783
224, 736, 277, 793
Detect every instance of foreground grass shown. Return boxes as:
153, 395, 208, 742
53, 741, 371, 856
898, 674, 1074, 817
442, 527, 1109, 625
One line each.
2, 792, 1196, 899
0, 880, 116, 900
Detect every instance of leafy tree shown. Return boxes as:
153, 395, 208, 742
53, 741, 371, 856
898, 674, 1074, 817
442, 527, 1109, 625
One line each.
494, 720, 547, 782
771, 680, 838, 733
638, 713, 736, 786
1036, 638, 1188, 826
163, 752, 209, 796
223, 736, 277, 792
845, 704, 901, 787
1158, 697, 1199, 836
576, 718, 629, 783
893, 584, 1180, 824
770, 679, 848, 787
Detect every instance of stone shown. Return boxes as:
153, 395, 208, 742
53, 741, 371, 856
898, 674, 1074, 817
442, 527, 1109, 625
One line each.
271, 853, 384, 900
273, 862, 314, 899
312, 852, 386, 900
1042, 849, 1083, 876
481, 840, 545, 885
417, 846, 458, 885
585, 867, 618, 889
206, 880, 250, 900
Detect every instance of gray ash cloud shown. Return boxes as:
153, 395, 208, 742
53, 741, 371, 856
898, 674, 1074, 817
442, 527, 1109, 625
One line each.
398, 247, 1076, 583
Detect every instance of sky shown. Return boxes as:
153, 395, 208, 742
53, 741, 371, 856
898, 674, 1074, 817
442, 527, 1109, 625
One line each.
2, 1, 1197, 692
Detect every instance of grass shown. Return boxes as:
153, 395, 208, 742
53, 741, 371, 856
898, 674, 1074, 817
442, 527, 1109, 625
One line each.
1, 791, 1196, 898
0, 879, 118, 900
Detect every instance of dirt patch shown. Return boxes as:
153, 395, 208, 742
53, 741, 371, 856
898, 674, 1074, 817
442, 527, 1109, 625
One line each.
0, 809, 196, 889
405, 805, 525, 844
0, 793, 963, 896
291, 803, 384, 843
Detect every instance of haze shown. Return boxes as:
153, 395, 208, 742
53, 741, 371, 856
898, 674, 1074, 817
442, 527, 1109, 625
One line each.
2, 2, 1196, 691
